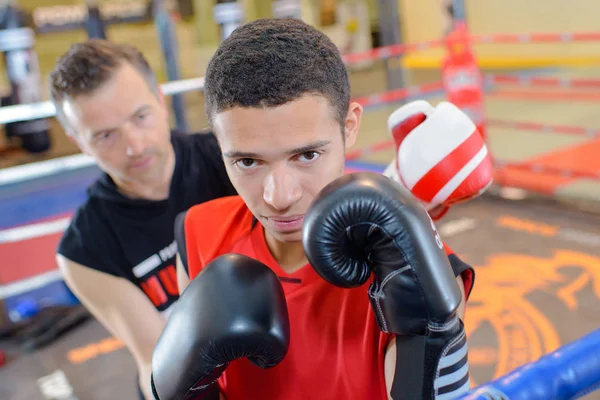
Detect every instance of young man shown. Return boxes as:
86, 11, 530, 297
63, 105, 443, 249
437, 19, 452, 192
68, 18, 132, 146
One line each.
50, 40, 236, 399
162, 19, 475, 399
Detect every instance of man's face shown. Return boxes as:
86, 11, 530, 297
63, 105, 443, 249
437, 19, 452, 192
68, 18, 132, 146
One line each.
63, 63, 172, 186
213, 94, 362, 243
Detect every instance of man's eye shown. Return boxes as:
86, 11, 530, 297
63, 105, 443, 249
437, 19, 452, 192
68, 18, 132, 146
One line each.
298, 151, 320, 163
95, 131, 113, 142
236, 158, 257, 169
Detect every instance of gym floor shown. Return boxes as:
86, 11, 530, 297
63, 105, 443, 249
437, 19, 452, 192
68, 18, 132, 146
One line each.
2, 18, 600, 400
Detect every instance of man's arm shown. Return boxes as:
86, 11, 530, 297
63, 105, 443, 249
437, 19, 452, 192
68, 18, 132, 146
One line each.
455, 274, 467, 322
384, 275, 467, 399
57, 255, 165, 400
176, 253, 190, 295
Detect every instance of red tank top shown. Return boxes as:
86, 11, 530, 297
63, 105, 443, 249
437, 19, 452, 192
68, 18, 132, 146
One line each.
184, 196, 469, 400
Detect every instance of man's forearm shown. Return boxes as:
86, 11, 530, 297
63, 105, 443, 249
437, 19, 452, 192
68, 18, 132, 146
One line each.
456, 275, 467, 320
139, 364, 154, 400
176, 254, 191, 295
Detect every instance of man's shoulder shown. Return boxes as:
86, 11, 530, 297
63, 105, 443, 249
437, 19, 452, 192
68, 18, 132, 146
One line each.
173, 129, 218, 152
172, 130, 236, 197
186, 195, 252, 234
183, 196, 254, 277
60, 197, 108, 241
57, 197, 120, 276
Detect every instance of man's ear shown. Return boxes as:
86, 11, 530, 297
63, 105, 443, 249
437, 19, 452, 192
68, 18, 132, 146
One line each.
344, 101, 363, 149
66, 132, 90, 155
66, 133, 77, 145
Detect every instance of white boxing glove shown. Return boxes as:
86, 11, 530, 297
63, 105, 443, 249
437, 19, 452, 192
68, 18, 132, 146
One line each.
383, 100, 493, 220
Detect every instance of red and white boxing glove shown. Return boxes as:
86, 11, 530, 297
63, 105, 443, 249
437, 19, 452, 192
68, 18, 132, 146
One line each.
383, 100, 493, 220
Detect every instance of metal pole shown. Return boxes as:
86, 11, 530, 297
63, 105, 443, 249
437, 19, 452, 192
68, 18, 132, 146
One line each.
375, 0, 405, 91
84, 0, 107, 39
153, 0, 188, 132
451, 0, 466, 24
213, 1, 245, 42
442, 0, 467, 33
272, 0, 302, 19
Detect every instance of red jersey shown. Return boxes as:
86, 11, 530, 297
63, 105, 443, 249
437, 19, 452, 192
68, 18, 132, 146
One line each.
183, 196, 473, 400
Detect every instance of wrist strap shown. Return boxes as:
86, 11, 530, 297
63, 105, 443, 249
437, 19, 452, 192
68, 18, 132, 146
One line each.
391, 317, 471, 399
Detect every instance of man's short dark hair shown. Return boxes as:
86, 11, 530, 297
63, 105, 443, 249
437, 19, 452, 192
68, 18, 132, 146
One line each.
49, 39, 157, 134
204, 18, 350, 127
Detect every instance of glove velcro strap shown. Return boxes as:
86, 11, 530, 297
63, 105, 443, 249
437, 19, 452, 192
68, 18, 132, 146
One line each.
184, 385, 220, 400
184, 364, 226, 400
151, 371, 221, 400
391, 318, 470, 400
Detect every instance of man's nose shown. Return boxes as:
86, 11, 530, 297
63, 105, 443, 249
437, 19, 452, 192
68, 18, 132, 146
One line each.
263, 164, 302, 211
123, 126, 146, 157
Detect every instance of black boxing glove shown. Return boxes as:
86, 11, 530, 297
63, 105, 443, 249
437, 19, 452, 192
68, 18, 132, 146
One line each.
303, 172, 470, 400
150, 254, 290, 400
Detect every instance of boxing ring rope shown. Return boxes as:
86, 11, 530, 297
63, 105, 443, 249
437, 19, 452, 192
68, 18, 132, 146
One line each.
486, 120, 600, 140
470, 31, 600, 44
2, 27, 600, 400
353, 81, 445, 108
490, 89, 600, 102
459, 328, 600, 399
341, 38, 444, 64
485, 74, 600, 90
0, 76, 207, 126
340, 29, 600, 65
0, 101, 56, 126
494, 161, 600, 181
0, 153, 96, 186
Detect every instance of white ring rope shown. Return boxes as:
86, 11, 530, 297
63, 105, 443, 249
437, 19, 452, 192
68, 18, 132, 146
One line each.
0, 76, 206, 125
0, 101, 57, 126
0, 153, 96, 187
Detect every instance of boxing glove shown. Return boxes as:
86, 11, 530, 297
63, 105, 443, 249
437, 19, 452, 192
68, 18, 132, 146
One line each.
383, 100, 493, 220
303, 172, 470, 400
151, 254, 290, 400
